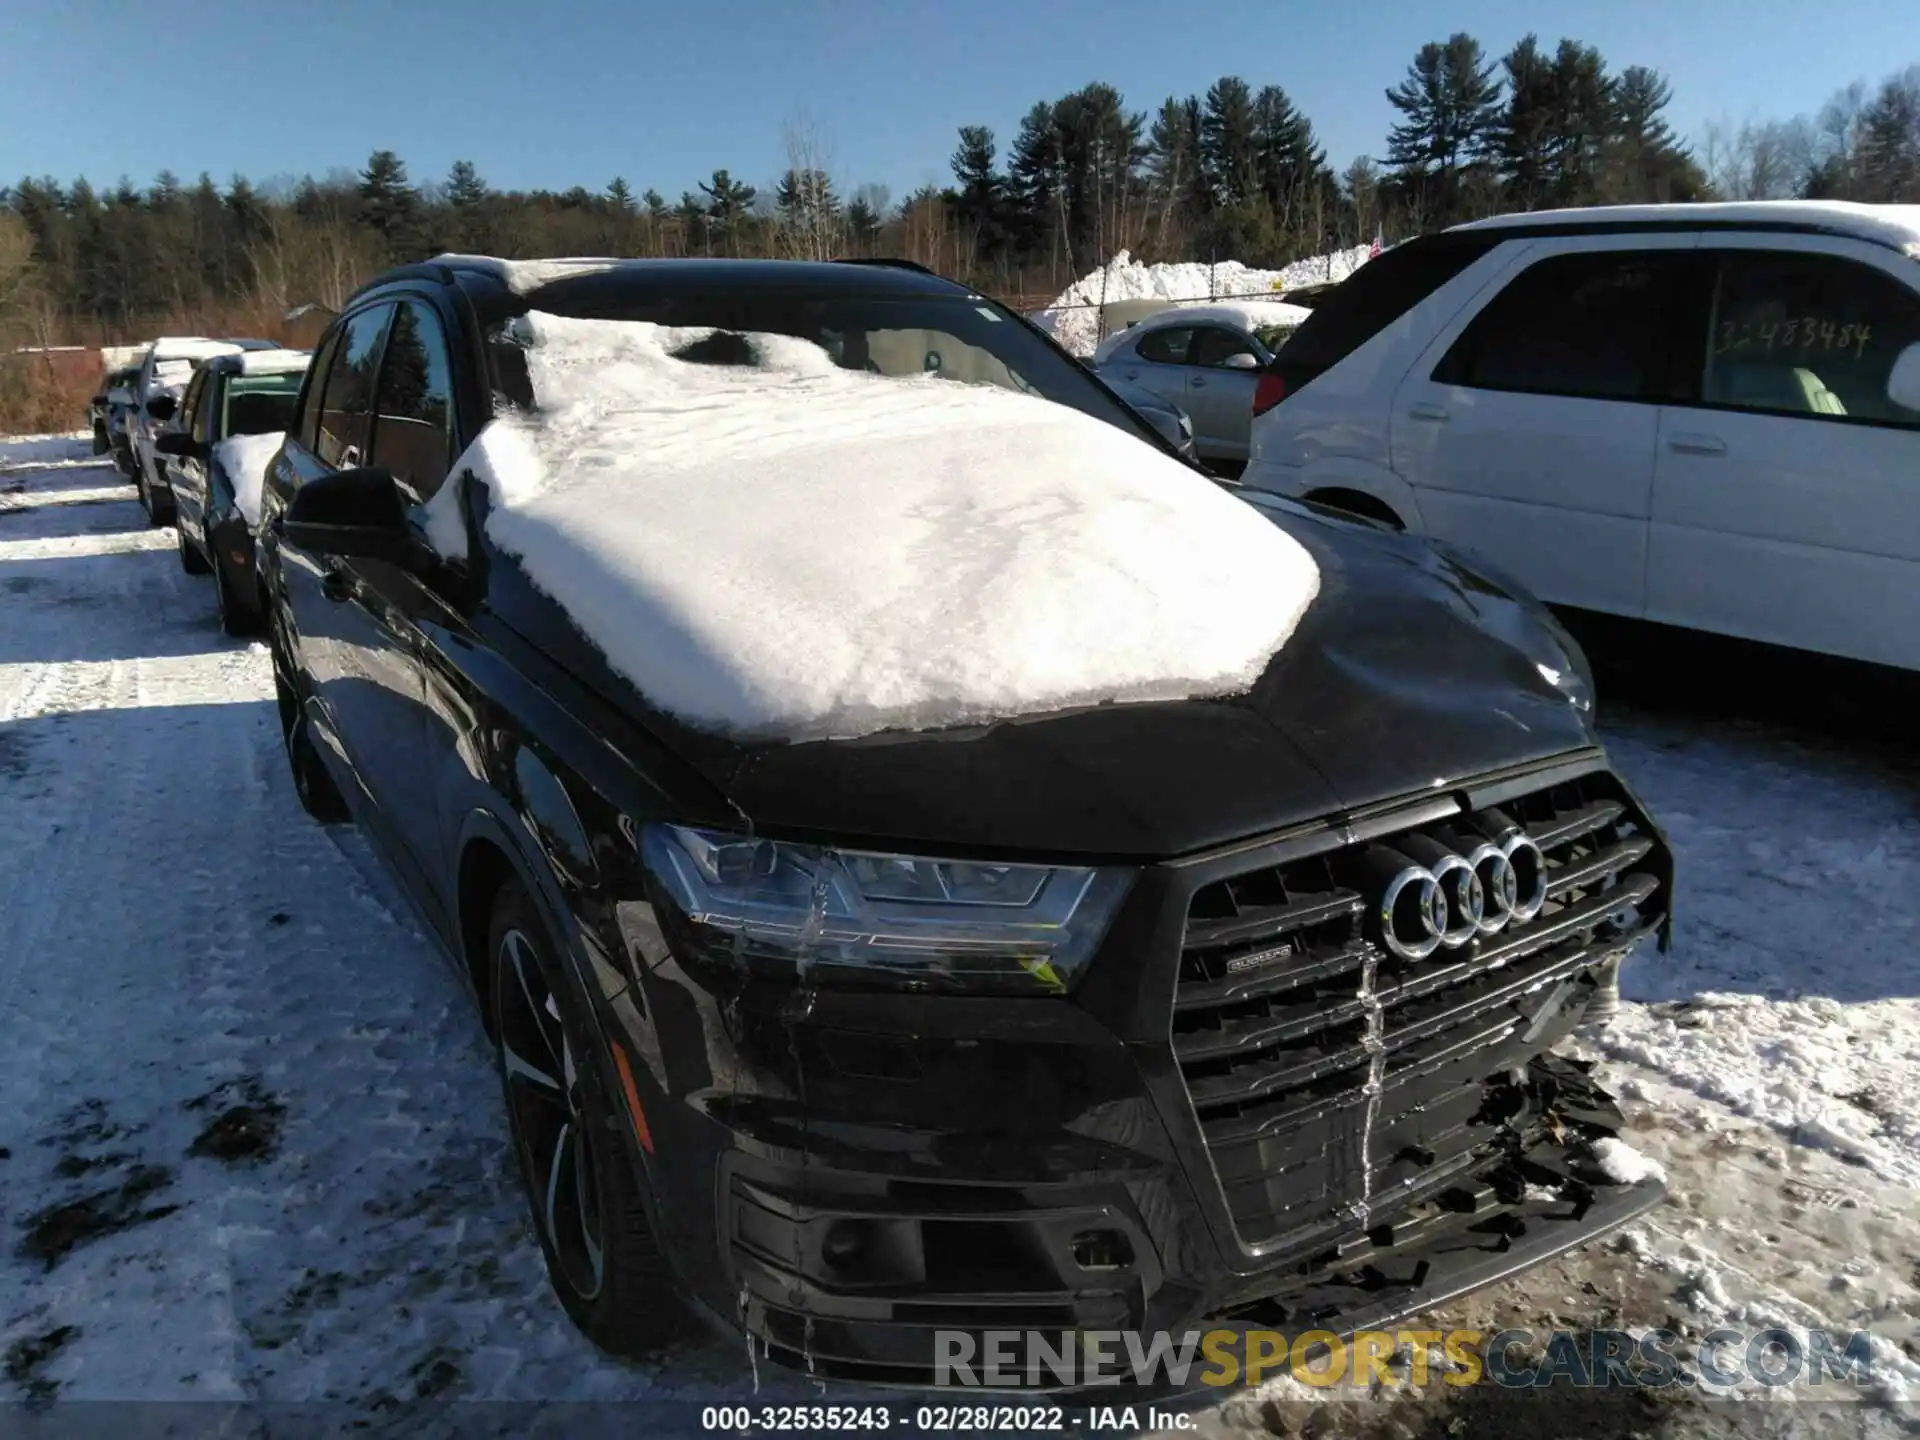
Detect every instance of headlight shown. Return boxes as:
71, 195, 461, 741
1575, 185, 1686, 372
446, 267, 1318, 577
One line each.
639, 824, 1133, 996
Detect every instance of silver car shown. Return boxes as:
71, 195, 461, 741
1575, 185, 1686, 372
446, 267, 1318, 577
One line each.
1092, 302, 1308, 467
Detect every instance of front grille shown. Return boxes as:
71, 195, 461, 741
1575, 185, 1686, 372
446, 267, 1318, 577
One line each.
1172, 768, 1668, 1253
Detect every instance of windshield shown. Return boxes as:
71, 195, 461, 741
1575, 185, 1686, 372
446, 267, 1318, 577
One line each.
487, 289, 1165, 446
222, 372, 302, 437
1253, 323, 1299, 353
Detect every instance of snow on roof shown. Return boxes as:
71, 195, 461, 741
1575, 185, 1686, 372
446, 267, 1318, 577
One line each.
468, 312, 1321, 741
430, 253, 623, 295
235, 348, 312, 376
1452, 200, 1920, 254
1033, 247, 1372, 357
150, 337, 245, 362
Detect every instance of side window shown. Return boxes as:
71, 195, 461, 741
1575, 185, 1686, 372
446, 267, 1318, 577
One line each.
1189, 326, 1260, 368
1134, 327, 1194, 365
367, 300, 457, 502
188, 374, 215, 445
1435, 251, 1682, 402
176, 372, 206, 439
315, 305, 394, 469
297, 331, 343, 452
1702, 251, 1920, 426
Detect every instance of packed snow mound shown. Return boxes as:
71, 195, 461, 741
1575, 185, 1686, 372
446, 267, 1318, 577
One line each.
1035, 247, 1371, 356
214, 431, 285, 529
473, 311, 1321, 741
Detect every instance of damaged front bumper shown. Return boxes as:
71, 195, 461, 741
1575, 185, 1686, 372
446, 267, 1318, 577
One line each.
607, 754, 1672, 1393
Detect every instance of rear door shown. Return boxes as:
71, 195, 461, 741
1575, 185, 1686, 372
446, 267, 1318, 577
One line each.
1392, 236, 1699, 617
1107, 324, 1197, 413
170, 370, 216, 542
1648, 240, 1920, 668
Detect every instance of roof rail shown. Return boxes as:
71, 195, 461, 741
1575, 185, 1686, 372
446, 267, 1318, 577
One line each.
833, 256, 939, 276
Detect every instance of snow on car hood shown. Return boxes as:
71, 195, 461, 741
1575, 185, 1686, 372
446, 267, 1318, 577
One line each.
472, 311, 1321, 742
213, 431, 284, 529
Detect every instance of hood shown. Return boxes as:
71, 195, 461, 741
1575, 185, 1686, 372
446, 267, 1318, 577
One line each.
679, 494, 1595, 858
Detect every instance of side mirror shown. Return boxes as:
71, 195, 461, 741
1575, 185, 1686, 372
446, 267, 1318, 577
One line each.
1219, 352, 1260, 370
91, 393, 107, 406
1887, 342, 1920, 413
280, 467, 413, 564
145, 395, 176, 421
154, 432, 200, 458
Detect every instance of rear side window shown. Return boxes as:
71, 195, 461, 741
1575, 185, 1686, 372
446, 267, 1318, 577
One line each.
224, 372, 304, 438
1135, 327, 1193, 364
1434, 251, 1684, 402
185, 373, 213, 445
367, 300, 457, 502
315, 305, 393, 469
1701, 251, 1920, 427
1276, 237, 1493, 376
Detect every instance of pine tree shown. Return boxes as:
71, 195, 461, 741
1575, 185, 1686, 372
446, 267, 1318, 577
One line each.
1251, 84, 1325, 230
642, 188, 668, 221
1201, 78, 1261, 206
698, 168, 756, 252
950, 125, 1003, 256
358, 150, 419, 257
1608, 67, 1705, 202
1007, 102, 1063, 260
1384, 34, 1503, 223
445, 160, 487, 210
1856, 70, 1920, 202
1496, 35, 1557, 208
844, 194, 881, 251
1543, 40, 1614, 206
606, 177, 636, 215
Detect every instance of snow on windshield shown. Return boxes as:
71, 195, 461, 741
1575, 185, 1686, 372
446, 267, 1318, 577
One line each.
469, 310, 1321, 742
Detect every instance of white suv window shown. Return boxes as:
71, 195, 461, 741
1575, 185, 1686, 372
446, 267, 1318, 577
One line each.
1702, 251, 1920, 427
1434, 251, 1684, 402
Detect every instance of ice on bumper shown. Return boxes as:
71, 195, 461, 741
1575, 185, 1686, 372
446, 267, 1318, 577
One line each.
476, 311, 1321, 741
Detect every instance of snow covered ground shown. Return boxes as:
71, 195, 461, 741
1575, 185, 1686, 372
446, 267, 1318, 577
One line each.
1033, 247, 1373, 357
2, 434, 1917, 1435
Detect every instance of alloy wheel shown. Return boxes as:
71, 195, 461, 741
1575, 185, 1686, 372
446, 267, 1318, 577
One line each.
497, 928, 606, 1302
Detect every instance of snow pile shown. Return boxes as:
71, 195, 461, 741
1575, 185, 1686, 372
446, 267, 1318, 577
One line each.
1034, 246, 1371, 356
214, 432, 285, 529
469, 312, 1321, 741
1590, 1136, 1667, 1185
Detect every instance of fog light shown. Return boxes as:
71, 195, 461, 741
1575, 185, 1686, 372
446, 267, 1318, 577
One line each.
821, 1219, 869, 1270
1070, 1229, 1132, 1272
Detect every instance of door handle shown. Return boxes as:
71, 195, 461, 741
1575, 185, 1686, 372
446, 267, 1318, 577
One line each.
320, 570, 351, 603
1409, 401, 1450, 422
1667, 432, 1727, 456
1190, 378, 1208, 389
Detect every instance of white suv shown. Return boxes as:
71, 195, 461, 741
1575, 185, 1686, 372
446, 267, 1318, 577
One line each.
1242, 202, 1920, 673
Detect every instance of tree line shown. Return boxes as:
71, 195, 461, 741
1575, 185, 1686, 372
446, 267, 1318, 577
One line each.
4, 33, 1920, 397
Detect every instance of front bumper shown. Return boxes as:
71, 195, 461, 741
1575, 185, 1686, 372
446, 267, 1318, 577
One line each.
610, 752, 1672, 1393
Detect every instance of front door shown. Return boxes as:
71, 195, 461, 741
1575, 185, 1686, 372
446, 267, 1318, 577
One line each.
1182, 325, 1264, 460
1648, 240, 1920, 669
1392, 237, 1698, 618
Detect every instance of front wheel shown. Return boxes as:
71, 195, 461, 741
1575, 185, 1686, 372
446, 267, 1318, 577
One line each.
271, 633, 348, 823
177, 525, 210, 575
488, 881, 687, 1359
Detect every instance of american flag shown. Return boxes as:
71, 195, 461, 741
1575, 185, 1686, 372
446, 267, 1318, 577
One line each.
1369, 231, 1384, 258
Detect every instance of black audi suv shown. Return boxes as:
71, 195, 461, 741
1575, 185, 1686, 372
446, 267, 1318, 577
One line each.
257, 254, 1674, 1390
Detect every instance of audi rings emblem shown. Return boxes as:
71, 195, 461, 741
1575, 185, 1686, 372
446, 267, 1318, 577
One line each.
1377, 833, 1549, 961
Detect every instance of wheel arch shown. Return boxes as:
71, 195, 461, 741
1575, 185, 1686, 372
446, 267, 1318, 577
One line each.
1296, 459, 1425, 533
452, 804, 578, 1039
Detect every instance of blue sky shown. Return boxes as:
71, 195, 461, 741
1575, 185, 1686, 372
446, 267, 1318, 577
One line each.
5, 0, 1917, 203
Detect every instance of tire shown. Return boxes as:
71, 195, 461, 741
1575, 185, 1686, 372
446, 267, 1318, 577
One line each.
91, 424, 109, 456
272, 630, 349, 823
488, 881, 688, 1359
135, 467, 158, 527
178, 525, 211, 576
